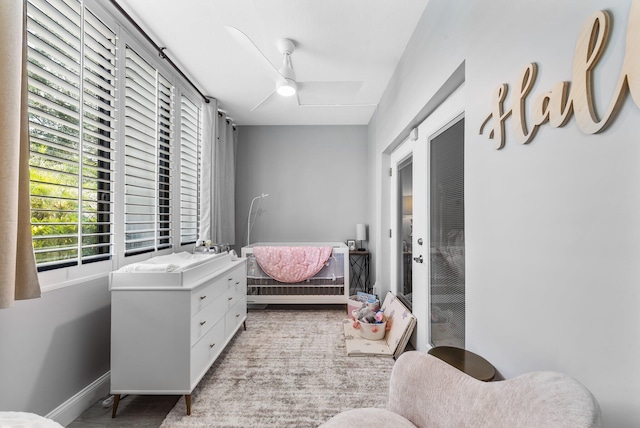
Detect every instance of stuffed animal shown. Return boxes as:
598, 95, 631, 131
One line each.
352, 303, 377, 323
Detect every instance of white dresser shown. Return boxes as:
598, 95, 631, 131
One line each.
109, 256, 247, 416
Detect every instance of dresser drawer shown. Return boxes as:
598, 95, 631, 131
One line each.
190, 317, 225, 383
190, 293, 226, 345
225, 297, 247, 338
224, 279, 246, 310
225, 265, 247, 289
191, 276, 226, 314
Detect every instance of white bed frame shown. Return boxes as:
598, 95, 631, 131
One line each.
240, 242, 349, 304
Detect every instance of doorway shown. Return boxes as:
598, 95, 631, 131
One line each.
389, 83, 465, 351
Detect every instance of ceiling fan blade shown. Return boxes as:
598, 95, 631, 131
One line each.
298, 102, 378, 108
250, 88, 277, 112
224, 26, 284, 80
297, 81, 375, 107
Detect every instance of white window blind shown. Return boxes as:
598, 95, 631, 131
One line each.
27, 0, 116, 269
179, 95, 201, 245
124, 47, 174, 256
429, 118, 465, 348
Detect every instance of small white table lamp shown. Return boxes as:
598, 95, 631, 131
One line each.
356, 224, 367, 251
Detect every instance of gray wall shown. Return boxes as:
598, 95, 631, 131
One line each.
369, 0, 639, 425
235, 125, 368, 249
0, 278, 110, 416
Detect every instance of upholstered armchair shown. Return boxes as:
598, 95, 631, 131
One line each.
320, 351, 601, 428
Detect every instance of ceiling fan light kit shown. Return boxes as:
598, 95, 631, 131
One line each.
275, 39, 297, 96
276, 78, 297, 96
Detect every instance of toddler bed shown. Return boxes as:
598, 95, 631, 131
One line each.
241, 242, 349, 304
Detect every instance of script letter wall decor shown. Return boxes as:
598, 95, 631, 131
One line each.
480, 1, 640, 149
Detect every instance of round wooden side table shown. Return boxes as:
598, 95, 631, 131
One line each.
428, 346, 496, 382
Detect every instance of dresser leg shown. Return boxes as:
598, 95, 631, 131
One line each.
185, 394, 191, 415
111, 394, 120, 418
243, 320, 247, 330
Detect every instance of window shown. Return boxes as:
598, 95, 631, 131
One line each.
179, 95, 201, 245
26, 0, 202, 276
27, 0, 116, 270
124, 47, 174, 256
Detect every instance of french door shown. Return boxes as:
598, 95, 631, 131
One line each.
390, 84, 465, 351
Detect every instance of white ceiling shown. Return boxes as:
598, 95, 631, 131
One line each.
115, 0, 430, 126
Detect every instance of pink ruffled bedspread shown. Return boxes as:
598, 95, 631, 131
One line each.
252, 246, 333, 283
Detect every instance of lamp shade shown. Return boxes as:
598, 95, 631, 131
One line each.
356, 224, 367, 241
402, 195, 413, 215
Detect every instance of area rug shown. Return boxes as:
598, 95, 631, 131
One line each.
160, 307, 396, 427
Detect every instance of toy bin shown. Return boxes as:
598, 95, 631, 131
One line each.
358, 321, 387, 340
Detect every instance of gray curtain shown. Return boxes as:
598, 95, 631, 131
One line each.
213, 114, 237, 244
199, 98, 218, 242
0, 0, 41, 309
199, 101, 236, 245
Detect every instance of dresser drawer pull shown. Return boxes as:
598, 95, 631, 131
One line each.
200, 321, 206, 326
235, 313, 240, 318
235, 281, 240, 285
228, 277, 233, 281
200, 295, 207, 300
228, 296, 233, 301
209, 343, 216, 348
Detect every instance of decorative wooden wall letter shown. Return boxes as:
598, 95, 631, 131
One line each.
480, 0, 640, 149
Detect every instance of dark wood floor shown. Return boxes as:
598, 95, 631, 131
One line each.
67, 394, 179, 428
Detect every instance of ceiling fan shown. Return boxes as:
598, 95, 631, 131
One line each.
224, 26, 376, 111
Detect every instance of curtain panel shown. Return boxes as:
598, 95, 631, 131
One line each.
213, 115, 237, 245
199, 98, 218, 242
199, 100, 237, 245
0, 0, 41, 309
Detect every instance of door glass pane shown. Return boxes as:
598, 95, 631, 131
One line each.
430, 118, 465, 348
398, 159, 413, 309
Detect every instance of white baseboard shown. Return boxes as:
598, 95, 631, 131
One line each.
45, 372, 110, 426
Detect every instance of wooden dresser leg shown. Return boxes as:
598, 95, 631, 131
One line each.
111, 394, 120, 418
185, 394, 191, 415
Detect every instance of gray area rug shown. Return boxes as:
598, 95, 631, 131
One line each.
160, 307, 395, 427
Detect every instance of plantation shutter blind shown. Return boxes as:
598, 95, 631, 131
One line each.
157, 75, 174, 250
124, 47, 156, 255
124, 47, 175, 255
180, 95, 200, 245
81, 9, 116, 262
27, 0, 116, 268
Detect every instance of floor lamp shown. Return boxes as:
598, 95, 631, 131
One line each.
247, 193, 268, 246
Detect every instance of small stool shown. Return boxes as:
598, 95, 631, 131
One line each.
428, 346, 496, 381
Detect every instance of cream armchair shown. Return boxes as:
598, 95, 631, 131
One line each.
320, 351, 601, 428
